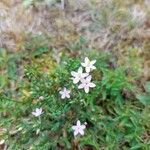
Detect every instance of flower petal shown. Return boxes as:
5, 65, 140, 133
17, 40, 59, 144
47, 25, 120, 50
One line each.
89, 82, 96, 88
39, 108, 42, 112
79, 129, 84, 135
73, 78, 79, 84
77, 120, 81, 126
81, 63, 86, 67
63, 87, 67, 92
91, 66, 96, 70
85, 57, 89, 64
72, 126, 77, 130
85, 67, 91, 73
74, 130, 79, 136
78, 67, 83, 73
84, 86, 89, 93
66, 94, 70, 98
81, 125, 86, 129
61, 94, 66, 99
86, 75, 92, 82
32, 112, 36, 116
71, 71, 77, 77
91, 60, 96, 65
82, 73, 89, 78
78, 84, 84, 89
59, 91, 64, 95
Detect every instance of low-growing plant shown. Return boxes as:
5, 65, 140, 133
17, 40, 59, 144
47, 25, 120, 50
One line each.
0, 51, 149, 149
137, 82, 150, 105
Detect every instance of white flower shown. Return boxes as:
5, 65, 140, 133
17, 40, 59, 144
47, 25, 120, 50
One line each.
72, 120, 86, 136
71, 67, 89, 84
32, 108, 43, 117
0, 139, 5, 145
81, 57, 96, 73
78, 75, 96, 93
39, 96, 44, 100
59, 87, 71, 99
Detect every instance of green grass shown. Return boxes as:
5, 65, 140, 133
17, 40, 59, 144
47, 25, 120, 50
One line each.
0, 0, 150, 149
0, 50, 149, 149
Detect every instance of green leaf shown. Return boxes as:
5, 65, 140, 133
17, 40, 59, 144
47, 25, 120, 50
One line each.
7, 61, 17, 80
130, 144, 142, 150
145, 82, 150, 93
137, 95, 150, 105
0, 75, 7, 88
23, 0, 34, 7
32, 47, 49, 57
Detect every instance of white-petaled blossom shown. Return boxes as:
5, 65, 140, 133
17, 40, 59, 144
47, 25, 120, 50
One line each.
39, 96, 44, 100
71, 67, 89, 84
59, 87, 71, 99
72, 120, 86, 136
81, 57, 96, 73
0, 139, 5, 145
78, 75, 96, 93
32, 108, 43, 117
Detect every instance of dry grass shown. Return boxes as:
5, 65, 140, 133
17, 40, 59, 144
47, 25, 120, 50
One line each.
0, 0, 150, 79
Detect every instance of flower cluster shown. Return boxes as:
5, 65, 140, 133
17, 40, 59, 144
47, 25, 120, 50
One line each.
32, 57, 96, 137
71, 57, 96, 93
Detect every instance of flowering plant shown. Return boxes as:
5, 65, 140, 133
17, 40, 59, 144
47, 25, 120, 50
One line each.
0, 52, 148, 149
